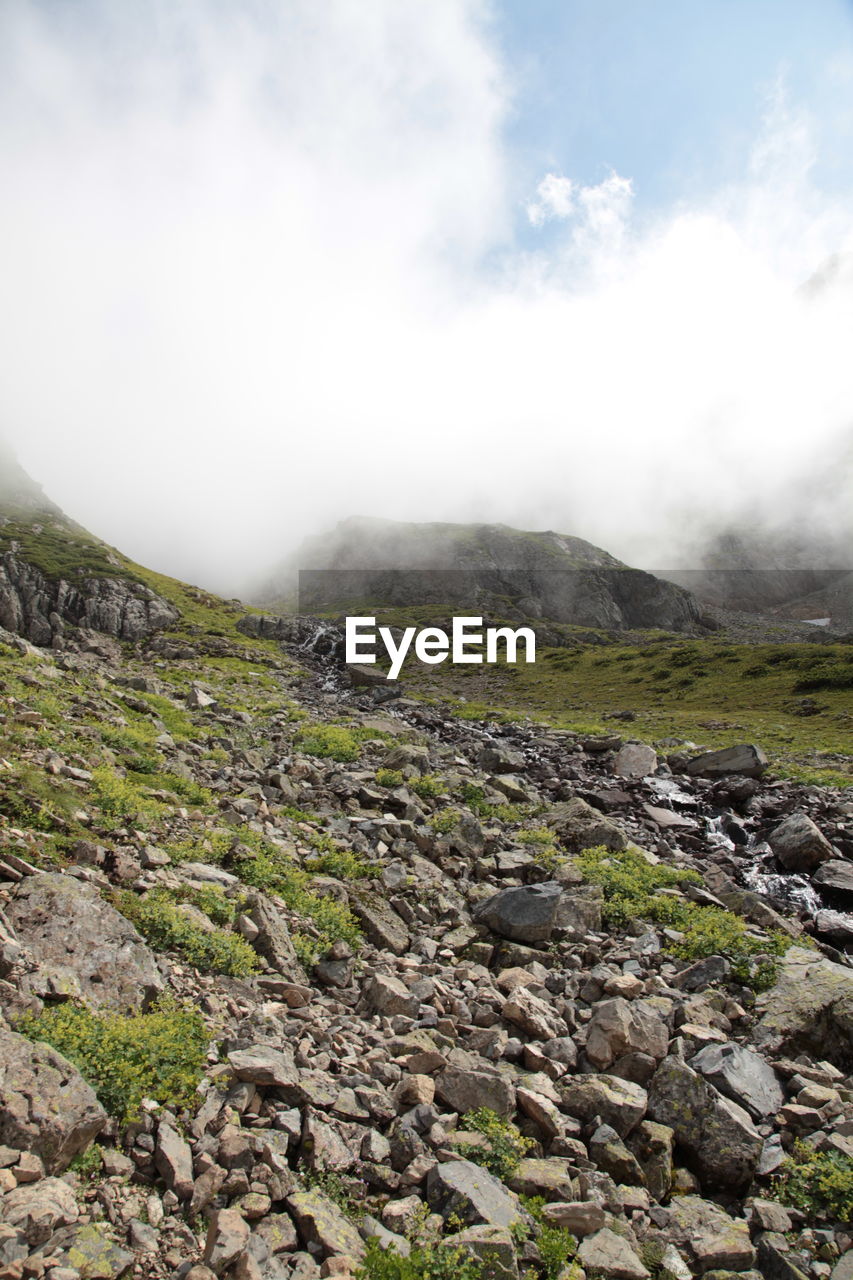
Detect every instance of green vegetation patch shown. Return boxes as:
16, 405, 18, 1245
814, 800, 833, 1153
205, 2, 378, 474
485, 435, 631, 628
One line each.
296, 723, 368, 762
577, 845, 789, 989
461, 1107, 533, 1180
356, 1238, 488, 1280
225, 830, 362, 964
21, 997, 209, 1123
114, 889, 259, 977
0, 516, 141, 584
771, 1143, 853, 1224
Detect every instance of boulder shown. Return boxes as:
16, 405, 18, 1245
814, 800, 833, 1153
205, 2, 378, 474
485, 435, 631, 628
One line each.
473, 883, 564, 945
585, 998, 669, 1070
663, 1195, 756, 1275
154, 1122, 194, 1200
577, 1229, 649, 1280
812, 860, 853, 898
546, 797, 628, 853
426, 1160, 523, 1230
685, 745, 768, 778
61, 1222, 135, 1278
287, 1190, 366, 1260
7, 873, 163, 1011
441, 1225, 518, 1280
612, 744, 658, 778
0, 1028, 106, 1173
247, 892, 304, 978
0, 1177, 79, 1248
435, 1065, 515, 1119
768, 814, 834, 872
203, 1208, 251, 1275
753, 946, 853, 1070
690, 1043, 784, 1120
349, 890, 411, 956
559, 1074, 647, 1137
502, 986, 567, 1040
228, 1045, 298, 1088
648, 1056, 762, 1191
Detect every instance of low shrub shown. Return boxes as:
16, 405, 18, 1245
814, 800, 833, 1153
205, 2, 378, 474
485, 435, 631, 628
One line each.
355, 1238, 487, 1280
771, 1143, 853, 1223
115, 890, 259, 977
21, 997, 209, 1123
461, 1107, 533, 1181
296, 724, 364, 762
576, 845, 789, 990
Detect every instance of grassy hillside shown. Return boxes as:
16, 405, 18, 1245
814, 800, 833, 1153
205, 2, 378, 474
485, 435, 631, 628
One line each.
399, 634, 853, 786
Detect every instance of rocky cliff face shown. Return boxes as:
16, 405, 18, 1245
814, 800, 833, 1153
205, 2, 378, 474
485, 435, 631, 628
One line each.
0, 551, 178, 646
0, 448, 178, 646
262, 518, 705, 634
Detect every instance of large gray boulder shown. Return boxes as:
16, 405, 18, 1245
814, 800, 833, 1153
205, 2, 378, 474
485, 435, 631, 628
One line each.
471, 880, 591, 952
7, 873, 163, 1011
426, 1160, 524, 1230
648, 1056, 762, 1192
690, 1042, 784, 1120
753, 946, 853, 1070
685, 744, 768, 778
813, 860, 853, 898
0, 1027, 106, 1173
768, 813, 834, 872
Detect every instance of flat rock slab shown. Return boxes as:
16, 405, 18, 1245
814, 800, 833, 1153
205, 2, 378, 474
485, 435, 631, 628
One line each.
690, 1042, 784, 1120
287, 1189, 366, 1260
685, 744, 768, 778
7, 873, 163, 1011
426, 1159, 523, 1230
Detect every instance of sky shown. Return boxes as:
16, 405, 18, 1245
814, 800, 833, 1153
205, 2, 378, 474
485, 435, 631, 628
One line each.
1, 0, 853, 594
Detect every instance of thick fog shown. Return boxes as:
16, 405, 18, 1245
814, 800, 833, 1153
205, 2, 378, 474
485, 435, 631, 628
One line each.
1, 1, 852, 595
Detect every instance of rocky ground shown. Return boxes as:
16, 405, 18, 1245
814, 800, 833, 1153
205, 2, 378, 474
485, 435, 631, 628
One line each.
1, 610, 853, 1280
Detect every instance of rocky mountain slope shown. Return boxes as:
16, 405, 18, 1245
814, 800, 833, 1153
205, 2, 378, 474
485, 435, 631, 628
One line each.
258, 518, 706, 634
1, 465, 853, 1280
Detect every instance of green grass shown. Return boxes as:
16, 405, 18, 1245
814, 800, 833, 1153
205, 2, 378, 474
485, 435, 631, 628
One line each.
398, 638, 853, 781
21, 997, 210, 1123
0, 514, 141, 583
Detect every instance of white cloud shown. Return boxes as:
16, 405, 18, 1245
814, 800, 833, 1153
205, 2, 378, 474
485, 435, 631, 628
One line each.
0, 2, 851, 592
526, 173, 575, 226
